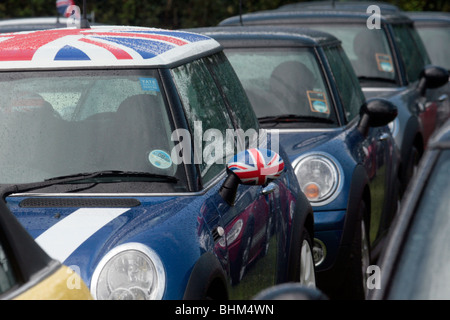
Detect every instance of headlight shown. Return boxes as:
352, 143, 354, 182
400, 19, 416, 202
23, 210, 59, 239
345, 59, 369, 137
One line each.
218, 219, 243, 247
90, 243, 165, 300
293, 152, 343, 206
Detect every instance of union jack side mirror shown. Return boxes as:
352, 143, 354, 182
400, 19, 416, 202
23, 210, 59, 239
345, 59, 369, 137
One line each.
220, 148, 285, 206
227, 148, 285, 185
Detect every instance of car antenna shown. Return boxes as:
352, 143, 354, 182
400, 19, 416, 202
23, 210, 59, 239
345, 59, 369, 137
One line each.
80, 0, 90, 29
239, 0, 244, 26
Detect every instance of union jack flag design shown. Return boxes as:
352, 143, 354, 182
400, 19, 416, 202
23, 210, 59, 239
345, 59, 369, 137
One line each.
0, 26, 215, 68
228, 148, 285, 185
56, 0, 75, 16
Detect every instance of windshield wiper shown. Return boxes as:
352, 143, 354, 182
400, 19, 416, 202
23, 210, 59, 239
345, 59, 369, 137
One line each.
0, 170, 178, 200
45, 170, 178, 183
258, 114, 334, 124
358, 76, 397, 84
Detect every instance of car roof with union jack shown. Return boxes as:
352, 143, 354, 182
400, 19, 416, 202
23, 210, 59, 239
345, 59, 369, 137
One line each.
0, 25, 221, 69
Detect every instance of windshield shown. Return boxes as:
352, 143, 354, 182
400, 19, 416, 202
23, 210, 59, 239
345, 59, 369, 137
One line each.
415, 25, 450, 70
0, 69, 185, 192
307, 24, 397, 84
387, 150, 450, 299
224, 47, 337, 128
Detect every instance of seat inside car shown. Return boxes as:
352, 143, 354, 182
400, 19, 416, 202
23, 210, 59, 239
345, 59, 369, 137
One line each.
109, 93, 174, 173
269, 60, 317, 115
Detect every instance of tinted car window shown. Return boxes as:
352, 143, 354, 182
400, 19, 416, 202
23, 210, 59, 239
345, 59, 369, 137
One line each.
172, 57, 235, 184
324, 46, 365, 122
391, 24, 428, 83
306, 24, 397, 83
225, 47, 337, 126
206, 53, 260, 134
415, 26, 450, 69
388, 150, 450, 299
0, 241, 16, 295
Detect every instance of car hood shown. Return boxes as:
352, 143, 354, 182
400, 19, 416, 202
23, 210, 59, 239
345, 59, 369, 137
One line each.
5, 194, 205, 281
273, 128, 344, 161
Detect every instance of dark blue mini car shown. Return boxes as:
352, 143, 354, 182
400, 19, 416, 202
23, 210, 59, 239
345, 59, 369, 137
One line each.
369, 118, 450, 300
0, 26, 315, 299
219, 8, 449, 196
192, 26, 400, 299
406, 11, 450, 128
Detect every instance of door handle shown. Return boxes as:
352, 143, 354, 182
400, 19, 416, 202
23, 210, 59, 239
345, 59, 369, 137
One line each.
379, 132, 390, 141
261, 182, 277, 195
439, 94, 448, 102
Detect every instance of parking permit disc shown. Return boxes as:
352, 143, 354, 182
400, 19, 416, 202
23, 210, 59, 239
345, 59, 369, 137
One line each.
307, 91, 329, 114
149, 150, 172, 169
375, 53, 394, 73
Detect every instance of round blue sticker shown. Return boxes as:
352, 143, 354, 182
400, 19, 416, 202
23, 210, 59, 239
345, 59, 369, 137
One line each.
148, 150, 172, 169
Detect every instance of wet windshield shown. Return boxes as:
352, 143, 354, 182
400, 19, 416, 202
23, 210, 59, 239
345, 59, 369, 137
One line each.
308, 24, 397, 84
0, 69, 184, 191
224, 47, 337, 128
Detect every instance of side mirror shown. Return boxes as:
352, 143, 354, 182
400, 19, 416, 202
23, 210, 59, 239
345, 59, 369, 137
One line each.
358, 98, 398, 135
418, 65, 449, 96
219, 148, 285, 206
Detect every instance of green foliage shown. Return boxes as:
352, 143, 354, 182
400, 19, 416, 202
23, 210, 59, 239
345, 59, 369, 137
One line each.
0, 0, 448, 29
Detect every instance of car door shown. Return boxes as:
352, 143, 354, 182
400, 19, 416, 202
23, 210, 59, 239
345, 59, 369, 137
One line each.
323, 45, 391, 245
171, 54, 277, 299
390, 23, 437, 145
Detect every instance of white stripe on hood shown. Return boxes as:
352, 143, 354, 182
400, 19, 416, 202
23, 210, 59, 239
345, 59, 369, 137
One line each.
36, 208, 129, 263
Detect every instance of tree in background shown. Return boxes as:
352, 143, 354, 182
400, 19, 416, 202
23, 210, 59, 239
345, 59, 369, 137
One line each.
0, 0, 448, 29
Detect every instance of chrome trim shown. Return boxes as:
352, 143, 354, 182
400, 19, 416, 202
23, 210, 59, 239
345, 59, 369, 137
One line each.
265, 128, 341, 134
292, 151, 344, 207
90, 242, 166, 300
362, 87, 401, 92
388, 117, 399, 138
313, 238, 327, 267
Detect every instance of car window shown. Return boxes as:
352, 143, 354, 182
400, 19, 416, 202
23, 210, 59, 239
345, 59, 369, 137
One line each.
323, 45, 365, 122
415, 26, 450, 70
0, 69, 185, 192
387, 150, 450, 299
303, 24, 397, 83
0, 240, 16, 295
224, 47, 337, 127
171, 57, 235, 184
391, 24, 428, 83
206, 52, 260, 134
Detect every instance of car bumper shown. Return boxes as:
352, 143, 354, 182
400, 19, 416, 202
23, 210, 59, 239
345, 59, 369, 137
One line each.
313, 210, 346, 272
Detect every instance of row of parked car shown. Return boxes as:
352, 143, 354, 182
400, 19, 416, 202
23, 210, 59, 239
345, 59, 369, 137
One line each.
0, 1, 448, 300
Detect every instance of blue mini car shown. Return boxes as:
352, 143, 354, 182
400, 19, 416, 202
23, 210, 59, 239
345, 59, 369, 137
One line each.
0, 25, 315, 299
192, 26, 400, 299
219, 8, 449, 196
370, 118, 450, 300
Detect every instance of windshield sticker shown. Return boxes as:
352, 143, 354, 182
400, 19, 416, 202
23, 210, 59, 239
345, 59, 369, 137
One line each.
149, 149, 172, 169
139, 78, 160, 92
307, 91, 329, 114
375, 53, 394, 73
